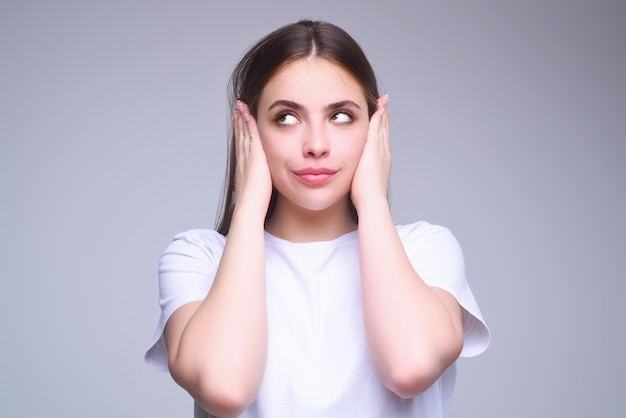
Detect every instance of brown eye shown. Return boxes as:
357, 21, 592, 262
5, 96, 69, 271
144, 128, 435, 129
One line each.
276, 113, 299, 125
330, 111, 352, 124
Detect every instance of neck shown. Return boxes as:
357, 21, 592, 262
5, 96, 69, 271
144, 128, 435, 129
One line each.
265, 196, 357, 243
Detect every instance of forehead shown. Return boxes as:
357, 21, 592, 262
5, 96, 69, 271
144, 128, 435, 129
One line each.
259, 58, 366, 107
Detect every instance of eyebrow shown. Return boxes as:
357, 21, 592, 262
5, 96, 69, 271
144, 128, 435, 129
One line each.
267, 99, 361, 112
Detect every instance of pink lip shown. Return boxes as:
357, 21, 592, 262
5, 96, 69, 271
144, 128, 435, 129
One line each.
293, 167, 338, 185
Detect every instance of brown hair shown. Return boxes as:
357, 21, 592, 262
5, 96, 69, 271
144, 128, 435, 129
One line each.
215, 20, 380, 235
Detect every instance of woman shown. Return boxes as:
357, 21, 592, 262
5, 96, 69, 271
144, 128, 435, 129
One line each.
146, 19, 490, 418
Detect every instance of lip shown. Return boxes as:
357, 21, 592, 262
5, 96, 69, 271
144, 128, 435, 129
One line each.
292, 167, 338, 185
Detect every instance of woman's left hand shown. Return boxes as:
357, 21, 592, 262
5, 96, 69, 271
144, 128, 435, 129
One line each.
351, 95, 391, 211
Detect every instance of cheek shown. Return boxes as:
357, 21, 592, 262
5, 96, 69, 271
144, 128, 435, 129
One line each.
342, 127, 368, 164
256, 124, 279, 161
257, 126, 294, 173
256, 121, 271, 150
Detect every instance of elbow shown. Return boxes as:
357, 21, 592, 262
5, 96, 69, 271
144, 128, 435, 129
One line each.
168, 357, 254, 417
386, 359, 440, 398
193, 380, 252, 418
386, 343, 463, 399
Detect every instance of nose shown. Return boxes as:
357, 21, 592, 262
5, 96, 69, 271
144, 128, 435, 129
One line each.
302, 124, 330, 158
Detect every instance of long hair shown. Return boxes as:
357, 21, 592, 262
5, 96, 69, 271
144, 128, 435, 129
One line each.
215, 20, 380, 235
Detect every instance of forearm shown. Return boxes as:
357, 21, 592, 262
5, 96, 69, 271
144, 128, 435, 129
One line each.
358, 198, 463, 397
171, 206, 268, 415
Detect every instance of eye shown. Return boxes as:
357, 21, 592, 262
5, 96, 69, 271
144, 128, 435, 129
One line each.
330, 111, 353, 124
276, 112, 299, 125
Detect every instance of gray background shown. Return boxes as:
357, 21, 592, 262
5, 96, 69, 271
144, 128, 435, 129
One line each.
2, 0, 625, 416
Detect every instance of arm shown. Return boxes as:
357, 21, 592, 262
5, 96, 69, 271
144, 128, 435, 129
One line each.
164, 102, 272, 417
352, 96, 464, 398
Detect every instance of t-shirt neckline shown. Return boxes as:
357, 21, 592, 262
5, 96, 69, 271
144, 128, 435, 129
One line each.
263, 229, 358, 247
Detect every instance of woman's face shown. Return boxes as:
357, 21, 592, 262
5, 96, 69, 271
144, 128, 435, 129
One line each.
256, 57, 370, 215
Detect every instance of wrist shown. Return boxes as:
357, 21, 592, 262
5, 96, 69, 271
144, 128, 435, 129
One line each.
231, 203, 268, 230
354, 195, 390, 220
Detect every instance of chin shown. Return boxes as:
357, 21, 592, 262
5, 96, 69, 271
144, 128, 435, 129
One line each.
291, 195, 351, 214
273, 182, 352, 215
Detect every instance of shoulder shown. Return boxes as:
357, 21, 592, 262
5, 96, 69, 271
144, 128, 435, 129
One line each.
160, 229, 227, 269
395, 220, 448, 235
157, 229, 225, 309
395, 221, 465, 281
396, 221, 460, 252
170, 228, 227, 249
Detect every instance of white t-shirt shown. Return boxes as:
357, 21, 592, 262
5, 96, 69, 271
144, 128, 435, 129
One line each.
145, 221, 490, 417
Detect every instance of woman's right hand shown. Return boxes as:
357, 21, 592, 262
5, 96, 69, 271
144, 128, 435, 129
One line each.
233, 101, 273, 215
165, 101, 271, 417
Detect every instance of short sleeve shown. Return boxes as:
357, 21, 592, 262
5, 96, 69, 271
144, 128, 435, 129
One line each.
397, 222, 491, 357
144, 229, 226, 371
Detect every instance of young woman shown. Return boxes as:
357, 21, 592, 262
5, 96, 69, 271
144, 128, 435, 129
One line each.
146, 19, 490, 418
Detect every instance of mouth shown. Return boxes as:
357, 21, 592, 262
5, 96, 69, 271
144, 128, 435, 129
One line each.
292, 167, 338, 185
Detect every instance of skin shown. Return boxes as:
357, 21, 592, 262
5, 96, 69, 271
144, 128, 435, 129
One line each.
256, 58, 370, 241
164, 57, 465, 417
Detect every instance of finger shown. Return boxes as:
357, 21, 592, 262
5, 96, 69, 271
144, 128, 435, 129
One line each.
237, 101, 248, 136
235, 101, 248, 160
233, 103, 242, 158
368, 98, 385, 140
240, 101, 258, 160
239, 101, 250, 140
383, 95, 389, 127
377, 95, 390, 145
240, 102, 265, 160
240, 101, 260, 141
384, 96, 390, 144
233, 101, 240, 135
